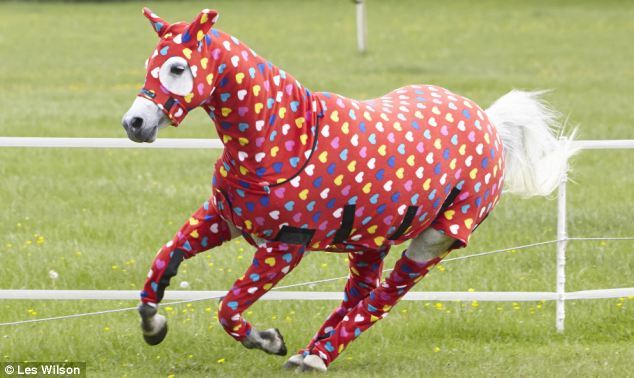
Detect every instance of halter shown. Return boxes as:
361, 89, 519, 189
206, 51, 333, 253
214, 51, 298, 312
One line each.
138, 87, 189, 126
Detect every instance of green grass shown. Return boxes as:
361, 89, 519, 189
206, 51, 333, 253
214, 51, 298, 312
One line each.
1, 0, 633, 376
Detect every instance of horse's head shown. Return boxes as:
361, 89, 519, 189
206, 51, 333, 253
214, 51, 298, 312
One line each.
122, 8, 219, 142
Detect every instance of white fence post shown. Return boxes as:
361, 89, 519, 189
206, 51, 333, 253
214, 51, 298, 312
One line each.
556, 137, 569, 333
355, 0, 367, 53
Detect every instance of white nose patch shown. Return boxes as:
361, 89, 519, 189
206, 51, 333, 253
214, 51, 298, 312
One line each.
124, 97, 168, 130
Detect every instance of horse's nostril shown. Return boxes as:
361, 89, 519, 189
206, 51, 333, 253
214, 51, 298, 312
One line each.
130, 117, 144, 130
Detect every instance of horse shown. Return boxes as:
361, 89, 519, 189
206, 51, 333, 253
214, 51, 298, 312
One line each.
122, 7, 575, 372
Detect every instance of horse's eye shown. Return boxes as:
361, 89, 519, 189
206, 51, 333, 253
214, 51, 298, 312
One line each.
170, 65, 186, 75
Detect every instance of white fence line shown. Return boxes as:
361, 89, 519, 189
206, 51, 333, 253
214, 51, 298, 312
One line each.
1, 288, 633, 302
355, 0, 368, 53
556, 138, 568, 332
1, 137, 632, 332
2, 137, 633, 150
0, 137, 223, 149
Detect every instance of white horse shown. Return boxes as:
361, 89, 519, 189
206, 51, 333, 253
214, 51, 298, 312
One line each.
122, 7, 576, 372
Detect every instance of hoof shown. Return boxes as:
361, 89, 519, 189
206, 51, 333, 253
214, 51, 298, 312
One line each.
298, 354, 327, 373
243, 328, 287, 356
282, 354, 304, 370
138, 303, 168, 346
143, 321, 168, 345
271, 328, 287, 356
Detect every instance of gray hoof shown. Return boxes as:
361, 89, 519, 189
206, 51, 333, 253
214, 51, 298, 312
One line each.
241, 327, 287, 356
269, 328, 287, 356
297, 354, 328, 373
138, 303, 168, 346
143, 322, 168, 345
283, 354, 304, 369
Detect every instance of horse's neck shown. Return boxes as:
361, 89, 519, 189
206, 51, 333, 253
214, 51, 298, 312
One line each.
205, 30, 318, 185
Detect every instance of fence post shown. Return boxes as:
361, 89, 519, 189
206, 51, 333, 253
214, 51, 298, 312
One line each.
556, 137, 569, 333
355, 0, 367, 53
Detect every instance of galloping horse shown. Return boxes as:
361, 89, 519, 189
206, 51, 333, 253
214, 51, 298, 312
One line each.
122, 8, 574, 372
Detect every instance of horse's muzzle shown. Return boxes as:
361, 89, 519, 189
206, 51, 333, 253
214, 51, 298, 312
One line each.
121, 116, 157, 143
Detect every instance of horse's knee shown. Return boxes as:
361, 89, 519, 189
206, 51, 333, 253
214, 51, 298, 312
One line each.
406, 228, 455, 262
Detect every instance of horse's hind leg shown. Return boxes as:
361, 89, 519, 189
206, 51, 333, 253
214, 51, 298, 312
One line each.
138, 200, 238, 345
218, 241, 306, 355
299, 228, 455, 372
284, 247, 390, 369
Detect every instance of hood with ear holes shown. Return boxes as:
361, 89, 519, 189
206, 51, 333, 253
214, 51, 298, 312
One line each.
138, 11, 218, 126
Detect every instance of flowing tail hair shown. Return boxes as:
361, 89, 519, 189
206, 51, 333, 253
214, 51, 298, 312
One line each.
485, 90, 577, 197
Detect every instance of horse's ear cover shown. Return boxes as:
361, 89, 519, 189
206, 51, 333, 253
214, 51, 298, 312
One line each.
142, 7, 171, 37
183, 9, 219, 44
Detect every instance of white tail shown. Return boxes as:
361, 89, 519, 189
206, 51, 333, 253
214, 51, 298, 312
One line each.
485, 90, 577, 197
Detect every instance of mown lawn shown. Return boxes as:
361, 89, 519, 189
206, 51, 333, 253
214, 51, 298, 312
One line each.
0, 0, 632, 376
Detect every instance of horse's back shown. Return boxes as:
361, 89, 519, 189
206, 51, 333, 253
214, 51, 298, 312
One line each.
304, 85, 505, 249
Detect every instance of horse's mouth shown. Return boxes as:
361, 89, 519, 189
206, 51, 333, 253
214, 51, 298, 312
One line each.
126, 126, 158, 143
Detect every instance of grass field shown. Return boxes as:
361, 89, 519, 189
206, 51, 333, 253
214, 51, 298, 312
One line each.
1, 0, 633, 376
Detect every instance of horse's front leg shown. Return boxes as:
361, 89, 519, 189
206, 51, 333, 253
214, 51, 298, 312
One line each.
218, 241, 306, 355
283, 247, 390, 370
138, 199, 239, 345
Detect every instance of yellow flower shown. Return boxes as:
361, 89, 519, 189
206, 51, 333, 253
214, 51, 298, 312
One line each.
467, 288, 475, 292
512, 302, 520, 311
217, 358, 226, 364
433, 346, 441, 353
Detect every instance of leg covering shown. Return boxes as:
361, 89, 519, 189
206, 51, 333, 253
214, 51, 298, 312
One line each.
140, 201, 232, 304
310, 251, 442, 366
218, 242, 305, 341
301, 248, 389, 354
